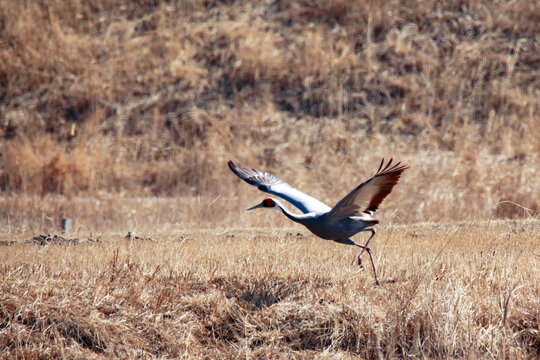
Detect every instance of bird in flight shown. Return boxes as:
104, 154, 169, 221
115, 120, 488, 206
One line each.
228, 159, 408, 285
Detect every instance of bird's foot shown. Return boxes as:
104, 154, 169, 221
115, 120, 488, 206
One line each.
357, 256, 364, 270
357, 246, 372, 270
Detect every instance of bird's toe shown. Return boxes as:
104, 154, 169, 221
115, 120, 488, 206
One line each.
357, 256, 364, 270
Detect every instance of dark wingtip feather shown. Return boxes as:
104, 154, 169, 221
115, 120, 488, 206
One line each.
384, 158, 393, 172
228, 160, 247, 181
367, 159, 409, 210
374, 157, 410, 177
228, 160, 240, 177
228, 160, 263, 186
376, 158, 385, 173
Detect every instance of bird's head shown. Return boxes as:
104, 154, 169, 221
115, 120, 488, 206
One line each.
247, 198, 277, 211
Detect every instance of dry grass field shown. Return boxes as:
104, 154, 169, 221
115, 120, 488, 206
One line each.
0, 218, 539, 358
0, 0, 539, 358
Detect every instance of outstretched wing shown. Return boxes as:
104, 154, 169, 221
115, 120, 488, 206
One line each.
228, 161, 331, 214
325, 158, 408, 221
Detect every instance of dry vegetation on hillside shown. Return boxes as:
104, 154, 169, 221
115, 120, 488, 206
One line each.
0, 0, 539, 225
0, 0, 539, 358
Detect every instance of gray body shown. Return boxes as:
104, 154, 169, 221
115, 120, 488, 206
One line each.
280, 209, 377, 241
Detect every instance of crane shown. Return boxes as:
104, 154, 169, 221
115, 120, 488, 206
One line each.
228, 158, 408, 285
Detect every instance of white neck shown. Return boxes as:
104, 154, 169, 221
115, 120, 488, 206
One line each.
273, 199, 314, 225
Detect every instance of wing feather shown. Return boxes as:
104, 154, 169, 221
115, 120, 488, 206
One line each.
325, 158, 408, 221
228, 161, 331, 214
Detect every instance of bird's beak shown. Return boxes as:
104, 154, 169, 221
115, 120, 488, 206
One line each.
247, 203, 263, 211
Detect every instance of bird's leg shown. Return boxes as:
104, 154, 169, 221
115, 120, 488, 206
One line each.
354, 229, 380, 285
357, 229, 376, 261
352, 243, 368, 268
353, 242, 380, 285
336, 236, 380, 285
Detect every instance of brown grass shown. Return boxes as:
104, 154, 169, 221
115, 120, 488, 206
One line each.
0, 219, 538, 358
0, 0, 539, 358
0, 0, 539, 221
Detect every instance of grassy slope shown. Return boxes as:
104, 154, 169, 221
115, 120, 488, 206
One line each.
0, 0, 539, 223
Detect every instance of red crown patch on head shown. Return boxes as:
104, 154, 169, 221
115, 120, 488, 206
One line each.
263, 198, 275, 207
